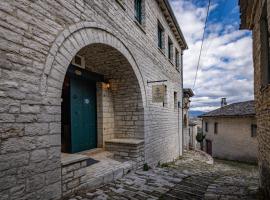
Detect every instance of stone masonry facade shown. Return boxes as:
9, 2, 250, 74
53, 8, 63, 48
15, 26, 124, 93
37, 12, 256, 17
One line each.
203, 117, 258, 163
239, 0, 270, 197
0, 0, 187, 199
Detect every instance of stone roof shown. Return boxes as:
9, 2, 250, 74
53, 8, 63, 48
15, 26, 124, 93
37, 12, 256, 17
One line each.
183, 88, 194, 97
199, 100, 255, 118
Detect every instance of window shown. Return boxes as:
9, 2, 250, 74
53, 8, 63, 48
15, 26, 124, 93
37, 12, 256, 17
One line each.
260, 3, 270, 86
214, 122, 218, 134
174, 92, 177, 109
251, 124, 257, 137
168, 37, 173, 61
134, 0, 142, 24
163, 85, 167, 107
158, 22, 164, 50
205, 122, 208, 132
184, 114, 187, 127
180, 52, 183, 68
175, 49, 180, 71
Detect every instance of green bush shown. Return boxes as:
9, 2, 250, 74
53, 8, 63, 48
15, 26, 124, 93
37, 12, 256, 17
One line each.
143, 163, 150, 171
196, 132, 205, 143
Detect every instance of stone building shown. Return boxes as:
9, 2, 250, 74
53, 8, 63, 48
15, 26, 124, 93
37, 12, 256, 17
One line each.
0, 0, 187, 199
200, 100, 257, 163
183, 88, 194, 150
188, 120, 198, 150
239, 0, 270, 197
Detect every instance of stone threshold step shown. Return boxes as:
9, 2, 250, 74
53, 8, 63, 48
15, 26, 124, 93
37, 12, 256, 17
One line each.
83, 161, 136, 190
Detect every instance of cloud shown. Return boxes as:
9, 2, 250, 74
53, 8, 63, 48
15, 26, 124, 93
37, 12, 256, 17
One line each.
170, 0, 254, 112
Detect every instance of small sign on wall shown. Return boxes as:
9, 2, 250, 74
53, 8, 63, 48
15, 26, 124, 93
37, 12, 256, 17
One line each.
152, 85, 165, 103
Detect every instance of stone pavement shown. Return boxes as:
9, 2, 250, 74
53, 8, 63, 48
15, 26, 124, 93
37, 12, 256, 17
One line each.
64, 151, 260, 200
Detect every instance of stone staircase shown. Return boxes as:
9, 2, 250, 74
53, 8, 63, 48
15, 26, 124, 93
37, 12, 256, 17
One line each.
84, 151, 136, 189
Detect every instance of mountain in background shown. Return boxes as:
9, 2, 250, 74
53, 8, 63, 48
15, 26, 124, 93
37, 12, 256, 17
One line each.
189, 110, 205, 118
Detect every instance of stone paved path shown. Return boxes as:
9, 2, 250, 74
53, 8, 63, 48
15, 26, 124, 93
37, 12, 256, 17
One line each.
64, 151, 260, 200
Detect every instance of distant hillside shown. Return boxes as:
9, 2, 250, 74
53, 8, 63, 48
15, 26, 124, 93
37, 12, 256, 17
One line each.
189, 111, 205, 118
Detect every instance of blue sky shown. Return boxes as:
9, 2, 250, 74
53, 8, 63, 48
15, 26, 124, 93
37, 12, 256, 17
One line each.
170, 0, 254, 112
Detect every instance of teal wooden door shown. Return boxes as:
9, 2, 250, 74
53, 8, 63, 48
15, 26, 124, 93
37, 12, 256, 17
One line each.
70, 77, 97, 153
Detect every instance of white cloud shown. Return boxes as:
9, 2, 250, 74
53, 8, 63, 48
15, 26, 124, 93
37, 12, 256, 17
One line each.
170, 0, 254, 112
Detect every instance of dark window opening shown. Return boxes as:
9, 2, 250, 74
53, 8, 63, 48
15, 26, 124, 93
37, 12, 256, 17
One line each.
134, 0, 142, 24
168, 37, 173, 61
205, 122, 208, 132
214, 122, 218, 134
174, 92, 177, 109
158, 23, 164, 50
175, 49, 180, 71
251, 124, 257, 137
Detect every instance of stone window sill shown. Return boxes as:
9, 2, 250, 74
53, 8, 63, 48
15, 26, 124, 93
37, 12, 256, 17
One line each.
134, 20, 146, 34
158, 47, 165, 56
168, 58, 174, 66
115, 0, 126, 10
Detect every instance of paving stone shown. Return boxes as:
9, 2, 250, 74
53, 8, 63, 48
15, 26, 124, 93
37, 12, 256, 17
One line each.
63, 151, 259, 200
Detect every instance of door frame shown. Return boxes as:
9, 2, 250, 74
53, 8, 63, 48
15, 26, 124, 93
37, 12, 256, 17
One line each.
61, 65, 104, 153
206, 139, 212, 156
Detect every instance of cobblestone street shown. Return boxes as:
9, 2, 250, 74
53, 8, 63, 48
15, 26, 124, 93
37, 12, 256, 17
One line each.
64, 151, 259, 200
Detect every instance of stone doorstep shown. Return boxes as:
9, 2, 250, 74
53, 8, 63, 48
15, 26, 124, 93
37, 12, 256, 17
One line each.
61, 150, 137, 198
84, 160, 135, 190
105, 138, 144, 145
61, 153, 89, 166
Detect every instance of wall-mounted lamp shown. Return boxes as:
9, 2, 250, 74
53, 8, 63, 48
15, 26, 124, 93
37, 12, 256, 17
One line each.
105, 83, 110, 89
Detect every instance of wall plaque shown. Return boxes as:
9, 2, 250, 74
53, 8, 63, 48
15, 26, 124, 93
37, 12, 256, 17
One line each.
152, 85, 165, 103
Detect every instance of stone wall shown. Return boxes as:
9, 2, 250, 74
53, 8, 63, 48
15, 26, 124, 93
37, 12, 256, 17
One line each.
105, 138, 144, 167
0, 0, 184, 199
250, 0, 270, 196
61, 157, 88, 197
203, 117, 258, 163
78, 44, 144, 140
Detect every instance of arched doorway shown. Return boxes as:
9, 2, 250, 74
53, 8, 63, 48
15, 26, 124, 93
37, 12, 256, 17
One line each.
61, 43, 144, 153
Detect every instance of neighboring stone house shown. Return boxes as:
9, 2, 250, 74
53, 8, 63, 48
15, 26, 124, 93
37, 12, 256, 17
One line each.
239, 0, 270, 197
182, 88, 194, 150
200, 100, 258, 163
188, 120, 198, 150
0, 0, 187, 199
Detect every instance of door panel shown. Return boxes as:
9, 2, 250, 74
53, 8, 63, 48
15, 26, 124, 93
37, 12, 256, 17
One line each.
70, 77, 97, 153
206, 140, 212, 156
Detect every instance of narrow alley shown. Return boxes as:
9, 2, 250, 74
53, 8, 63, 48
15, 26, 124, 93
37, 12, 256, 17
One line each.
65, 151, 259, 200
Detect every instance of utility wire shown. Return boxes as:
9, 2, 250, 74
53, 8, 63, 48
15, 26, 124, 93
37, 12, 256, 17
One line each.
203, 0, 230, 58
193, 0, 211, 90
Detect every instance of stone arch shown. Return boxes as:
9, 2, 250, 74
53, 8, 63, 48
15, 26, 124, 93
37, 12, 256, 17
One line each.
40, 21, 147, 107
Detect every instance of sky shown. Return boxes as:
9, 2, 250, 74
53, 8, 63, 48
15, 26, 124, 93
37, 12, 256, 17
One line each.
170, 0, 254, 113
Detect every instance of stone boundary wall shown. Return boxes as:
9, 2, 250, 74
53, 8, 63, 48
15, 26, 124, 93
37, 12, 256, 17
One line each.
105, 139, 144, 167
61, 159, 88, 197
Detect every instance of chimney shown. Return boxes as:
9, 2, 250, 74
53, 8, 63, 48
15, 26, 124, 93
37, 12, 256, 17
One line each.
221, 98, 227, 107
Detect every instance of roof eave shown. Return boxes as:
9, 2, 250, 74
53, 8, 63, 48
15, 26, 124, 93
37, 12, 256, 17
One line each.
162, 0, 188, 50
200, 114, 256, 118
